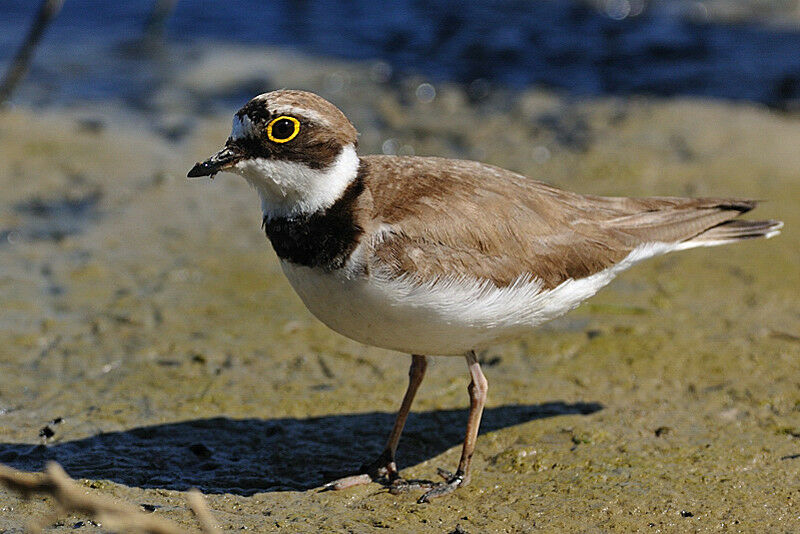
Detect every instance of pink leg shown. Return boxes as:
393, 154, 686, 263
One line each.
324, 354, 428, 490
418, 350, 488, 503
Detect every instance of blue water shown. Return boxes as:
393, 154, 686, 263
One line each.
2, 0, 800, 108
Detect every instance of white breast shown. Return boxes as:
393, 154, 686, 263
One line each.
279, 243, 675, 356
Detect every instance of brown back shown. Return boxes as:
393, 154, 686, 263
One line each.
359, 156, 757, 289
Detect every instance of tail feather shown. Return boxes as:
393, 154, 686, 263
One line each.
689, 218, 783, 246
596, 196, 782, 251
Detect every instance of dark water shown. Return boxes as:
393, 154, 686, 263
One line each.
2, 0, 800, 108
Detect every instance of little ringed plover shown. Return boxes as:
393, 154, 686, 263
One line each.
188, 90, 782, 502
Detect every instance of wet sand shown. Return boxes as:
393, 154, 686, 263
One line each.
1, 51, 799, 532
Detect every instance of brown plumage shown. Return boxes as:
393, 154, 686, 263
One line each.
354, 155, 778, 289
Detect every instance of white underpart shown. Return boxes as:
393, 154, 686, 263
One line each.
232, 143, 359, 219
281, 242, 686, 356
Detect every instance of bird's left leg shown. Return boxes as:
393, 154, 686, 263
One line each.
417, 350, 487, 503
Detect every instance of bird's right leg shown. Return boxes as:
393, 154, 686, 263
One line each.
324, 354, 428, 490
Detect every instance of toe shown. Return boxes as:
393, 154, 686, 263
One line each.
436, 467, 454, 480
418, 481, 457, 503
417, 468, 466, 502
322, 473, 373, 491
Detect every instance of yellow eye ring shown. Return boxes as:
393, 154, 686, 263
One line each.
266, 116, 300, 143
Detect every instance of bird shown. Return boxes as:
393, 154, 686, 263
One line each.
188, 90, 782, 503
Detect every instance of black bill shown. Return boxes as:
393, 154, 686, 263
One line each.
187, 146, 242, 178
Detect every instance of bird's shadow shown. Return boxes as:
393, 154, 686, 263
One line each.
0, 402, 601, 495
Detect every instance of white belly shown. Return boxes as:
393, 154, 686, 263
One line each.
279, 244, 672, 355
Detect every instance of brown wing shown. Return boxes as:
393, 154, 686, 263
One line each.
359, 155, 772, 289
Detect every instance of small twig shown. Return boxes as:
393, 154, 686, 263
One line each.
0, 0, 65, 107
187, 489, 221, 534
0, 461, 220, 534
770, 329, 800, 343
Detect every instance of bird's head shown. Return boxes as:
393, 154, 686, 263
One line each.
188, 90, 359, 219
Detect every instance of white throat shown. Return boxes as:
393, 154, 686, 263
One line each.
232, 144, 359, 220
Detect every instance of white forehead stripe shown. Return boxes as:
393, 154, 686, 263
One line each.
273, 106, 332, 128
232, 106, 332, 140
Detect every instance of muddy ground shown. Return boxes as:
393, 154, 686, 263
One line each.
0, 52, 799, 532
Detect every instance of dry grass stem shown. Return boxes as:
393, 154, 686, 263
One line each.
186, 489, 221, 534
0, 461, 220, 533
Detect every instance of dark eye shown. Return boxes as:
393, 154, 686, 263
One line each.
272, 119, 294, 138
267, 116, 300, 143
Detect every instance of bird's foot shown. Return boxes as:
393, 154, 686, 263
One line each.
323, 459, 469, 503
322, 450, 399, 491
415, 468, 467, 503
386, 467, 467, 503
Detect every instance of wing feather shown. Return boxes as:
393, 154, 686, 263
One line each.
357, 156, 776, 288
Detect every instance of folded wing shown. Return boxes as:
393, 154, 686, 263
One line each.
360, 156, 782, 289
